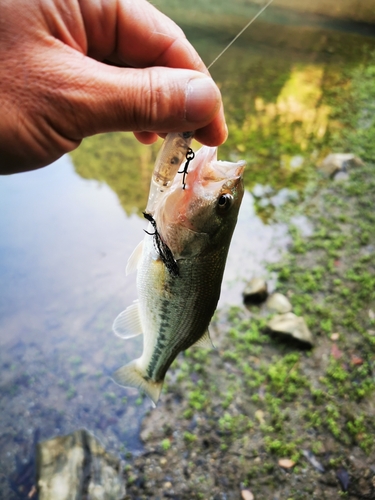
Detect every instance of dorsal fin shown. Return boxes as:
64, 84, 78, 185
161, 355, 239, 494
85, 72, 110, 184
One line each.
126, 240, 144, 275
112, 300, 143, 339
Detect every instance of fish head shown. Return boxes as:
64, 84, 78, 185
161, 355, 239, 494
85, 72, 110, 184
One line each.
154, 146, 245, 259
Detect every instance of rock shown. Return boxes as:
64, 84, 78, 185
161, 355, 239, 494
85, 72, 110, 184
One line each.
241, 489, 254, 500
333, 171, 350, 182
331, 343, 343, 359
267, 312, 314, 346
318, 153, 362, 177
36, 429, 125, 500
266, 293, 292, 313
243, 278, 268, 305
336, 467, 350, 492
254, 410, 265, 425
302, 449, 325, 473
278, 458, 296, 469
351, 355, 363, 366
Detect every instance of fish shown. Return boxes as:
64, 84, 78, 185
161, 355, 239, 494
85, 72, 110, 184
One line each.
112, 142, 245, 406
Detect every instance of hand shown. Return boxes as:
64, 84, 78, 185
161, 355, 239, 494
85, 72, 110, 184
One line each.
0, 0, 227, 174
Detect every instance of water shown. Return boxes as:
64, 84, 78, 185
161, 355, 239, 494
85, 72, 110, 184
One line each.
1, 6, 375, 498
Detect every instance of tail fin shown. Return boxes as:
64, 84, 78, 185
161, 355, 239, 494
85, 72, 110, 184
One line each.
112, 360, 163, 407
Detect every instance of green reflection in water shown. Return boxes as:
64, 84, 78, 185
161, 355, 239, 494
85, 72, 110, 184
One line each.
71, 132, 160, 216
70, 16, 375, 221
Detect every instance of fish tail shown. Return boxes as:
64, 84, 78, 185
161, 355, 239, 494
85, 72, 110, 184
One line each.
112, 360, 163, 407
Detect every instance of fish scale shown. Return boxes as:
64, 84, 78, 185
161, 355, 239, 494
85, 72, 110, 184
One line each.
139, 246, 225, 383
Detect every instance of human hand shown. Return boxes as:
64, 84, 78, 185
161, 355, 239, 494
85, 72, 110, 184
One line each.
0, 0, 227, 174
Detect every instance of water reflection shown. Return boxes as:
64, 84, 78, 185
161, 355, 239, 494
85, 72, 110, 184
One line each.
0, 156, 145, 497
72, 133, 159, 216
0, 153, 291, 498
70, 23, 375, 220
255, 65, 331, 149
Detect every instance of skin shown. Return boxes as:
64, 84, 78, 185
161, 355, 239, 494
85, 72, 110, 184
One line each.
0, 0, 227, 174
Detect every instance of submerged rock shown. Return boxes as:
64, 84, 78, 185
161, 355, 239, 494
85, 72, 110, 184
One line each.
266, 292, 292, 313
318, 153, 362, 177
267, 312, 314, 346
36, 429, 125, 500
243, 277, 268, 305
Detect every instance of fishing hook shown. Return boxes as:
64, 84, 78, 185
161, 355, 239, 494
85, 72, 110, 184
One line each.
178, 148, 195, 189
143, 212, 179, 277
143, 211, 157, 236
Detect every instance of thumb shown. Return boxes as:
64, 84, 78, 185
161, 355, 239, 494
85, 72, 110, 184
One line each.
41, 49, 222, 142
1, 43, 224, 173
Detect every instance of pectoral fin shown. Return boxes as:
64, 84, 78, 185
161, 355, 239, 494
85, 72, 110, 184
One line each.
191, 329, 215, 349
112, 360, 163, 407
126, 240, 144, 275
112, 300, 143, 339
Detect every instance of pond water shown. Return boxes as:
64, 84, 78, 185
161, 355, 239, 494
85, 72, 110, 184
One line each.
1, 4, 375, 497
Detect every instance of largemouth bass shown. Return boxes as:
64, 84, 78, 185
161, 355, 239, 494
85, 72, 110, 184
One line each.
112, 144, 245, 406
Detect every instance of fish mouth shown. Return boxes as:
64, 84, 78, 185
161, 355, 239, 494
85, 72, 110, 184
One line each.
193, 146, 246, 181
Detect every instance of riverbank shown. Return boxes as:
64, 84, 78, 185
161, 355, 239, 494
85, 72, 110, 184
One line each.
120, 52, 375, 500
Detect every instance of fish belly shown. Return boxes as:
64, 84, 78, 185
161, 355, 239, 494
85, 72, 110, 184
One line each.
137, 238, 225, 383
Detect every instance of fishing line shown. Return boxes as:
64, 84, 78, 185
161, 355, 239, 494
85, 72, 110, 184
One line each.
179, 0, 274, 188
207, 0, 274, 70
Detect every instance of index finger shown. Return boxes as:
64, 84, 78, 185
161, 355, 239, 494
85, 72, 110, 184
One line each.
80, 0, 209, 73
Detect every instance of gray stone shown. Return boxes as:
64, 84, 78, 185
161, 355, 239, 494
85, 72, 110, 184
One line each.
333, 171, 350, 182
36, 429, 125, 500
318, 153, 362, 177
266, 292, 292, 313
267, 312, 314, 346
243, 277, 268, 304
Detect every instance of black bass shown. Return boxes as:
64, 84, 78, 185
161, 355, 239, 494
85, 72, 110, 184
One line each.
112, 144, 245, 405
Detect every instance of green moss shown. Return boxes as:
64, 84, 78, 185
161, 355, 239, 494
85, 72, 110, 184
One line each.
183, 431, 197, 443
161, 438, 171, 451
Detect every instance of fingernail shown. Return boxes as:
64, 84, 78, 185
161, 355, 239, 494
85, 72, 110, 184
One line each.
185, 77, 221, 123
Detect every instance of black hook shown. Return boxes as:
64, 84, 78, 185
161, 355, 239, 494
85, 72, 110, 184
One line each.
143, 212, 179, 277
178, 148, 195, 189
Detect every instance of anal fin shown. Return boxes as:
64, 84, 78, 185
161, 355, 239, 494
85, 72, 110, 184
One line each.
191, 329, 215, 349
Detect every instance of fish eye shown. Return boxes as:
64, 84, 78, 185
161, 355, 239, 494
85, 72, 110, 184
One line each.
217, 193, 233, 212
